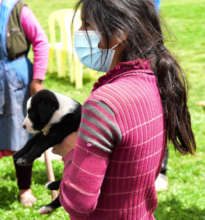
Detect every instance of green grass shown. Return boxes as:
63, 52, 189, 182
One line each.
0, 0, 205, 219
155, 0, 205, 219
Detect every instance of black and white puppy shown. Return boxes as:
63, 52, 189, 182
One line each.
14, 89, 81, 165
13, 89, 82, 214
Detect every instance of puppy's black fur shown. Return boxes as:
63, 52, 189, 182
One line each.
38, 180, 61, 214
13, 89, 82, 214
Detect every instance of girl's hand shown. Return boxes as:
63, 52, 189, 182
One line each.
52, 132, 78, 157
30, 79, 44, 96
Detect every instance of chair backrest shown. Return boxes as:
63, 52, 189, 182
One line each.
48, 9, 81, 51
65, 10, 81, 52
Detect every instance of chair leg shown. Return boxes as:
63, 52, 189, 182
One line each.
56, 48, 66, 77
48, 47, 54, 73
68, 53, 75, 83
60, 50, 67, 77
74, 58, 83, 89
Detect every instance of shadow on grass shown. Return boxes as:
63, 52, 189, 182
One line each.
2, 171, 16, 181
46, 71, 99, 87
1, 161, 62, 186
46, 72, 71, 85
0, 186, 18, 210
155, 197, 205, 220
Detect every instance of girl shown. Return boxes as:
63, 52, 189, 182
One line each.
54, 0, 196, 219
0, 0, 49, 206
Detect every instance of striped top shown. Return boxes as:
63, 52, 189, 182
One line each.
60, 59, 166, 220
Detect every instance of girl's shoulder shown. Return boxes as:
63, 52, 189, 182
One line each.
92, 58, 154, 90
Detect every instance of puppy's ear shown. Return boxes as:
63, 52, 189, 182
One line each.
37, 99, 57, 124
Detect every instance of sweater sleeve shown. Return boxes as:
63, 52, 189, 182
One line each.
20, 6, 49, 80
60, 99, 122, 218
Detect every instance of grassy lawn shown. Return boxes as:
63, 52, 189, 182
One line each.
0, 0, 205, 219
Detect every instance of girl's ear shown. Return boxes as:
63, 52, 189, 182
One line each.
37, 100, 52, 123
99, 31, 128, 49
115, 31, 128, 45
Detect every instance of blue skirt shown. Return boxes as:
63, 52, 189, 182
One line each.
0, 56, 33, 151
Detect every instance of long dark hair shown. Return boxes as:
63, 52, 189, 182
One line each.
73, 0, 196, 154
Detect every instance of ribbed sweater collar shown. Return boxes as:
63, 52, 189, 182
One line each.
92, 59, 153, 92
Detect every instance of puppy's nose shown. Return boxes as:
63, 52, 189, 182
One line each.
23, 124, 26, 129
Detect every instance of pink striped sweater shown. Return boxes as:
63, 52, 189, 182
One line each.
60, 59, 166, 220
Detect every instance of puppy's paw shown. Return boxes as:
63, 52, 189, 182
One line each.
16, 158, 32, 166
46, 180, 60, 190
38, 206, 54, 215
45, 181, 54, 190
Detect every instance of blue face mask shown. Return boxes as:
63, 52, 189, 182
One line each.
74, 30, 118, 72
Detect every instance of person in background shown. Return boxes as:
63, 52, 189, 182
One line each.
0, 0, 49, 207
154, 0, 161, 12
52, 0, 196, 219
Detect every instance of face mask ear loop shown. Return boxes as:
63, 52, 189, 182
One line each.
111, 43, 119, 50
103, 43, 119, 71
